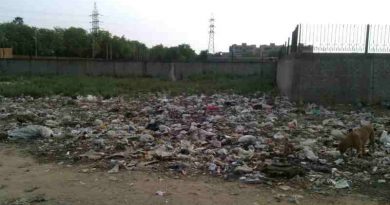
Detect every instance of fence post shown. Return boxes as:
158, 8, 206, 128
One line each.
291, 25, 298, 53
298, 24, 302, 53
284, 42, 287, 55
365, 24, 370, 54
287, 37, 290, 55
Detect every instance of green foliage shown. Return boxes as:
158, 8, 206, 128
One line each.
148, 44, 196, 62
0, 75, 273, 97
149, 44, 167, 62
0, 22, 35, 55
63, 27, 90, 57
197, 50, 208, 62
0, 17, 198, 61
36, 28, 63, 56
12, 17, 24, 25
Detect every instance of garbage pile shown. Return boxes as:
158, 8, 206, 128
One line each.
1, 94, 390, 191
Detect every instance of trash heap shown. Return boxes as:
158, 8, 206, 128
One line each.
1, 94, 390, 191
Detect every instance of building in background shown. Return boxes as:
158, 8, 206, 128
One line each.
259, 43, 283, 58
229, 43, 260, 57
208, 43, 287, 62
229, 43, 285, 59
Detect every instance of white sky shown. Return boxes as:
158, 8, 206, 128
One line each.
0, 0, 389, 53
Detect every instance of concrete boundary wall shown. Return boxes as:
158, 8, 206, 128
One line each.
0, 59, 277, 82
277, 53, 390, 104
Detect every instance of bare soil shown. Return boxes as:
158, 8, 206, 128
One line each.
0, 144, 386, 205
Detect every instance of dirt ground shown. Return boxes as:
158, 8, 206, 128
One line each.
0, 144, 386, 205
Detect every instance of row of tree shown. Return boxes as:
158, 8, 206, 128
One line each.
0, 17, 208, 62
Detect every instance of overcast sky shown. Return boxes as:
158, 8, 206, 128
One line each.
1, 0, 389, 53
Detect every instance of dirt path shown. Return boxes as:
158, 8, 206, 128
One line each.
0, 144, 385, 205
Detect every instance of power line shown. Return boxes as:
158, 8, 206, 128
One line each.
0, 6, 88, 18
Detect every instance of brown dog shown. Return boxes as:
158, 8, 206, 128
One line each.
338, 125, 375, 157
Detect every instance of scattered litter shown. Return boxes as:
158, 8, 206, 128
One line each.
155, 190, 166, 196
334, 158, 344, 165
238, 135, 257, 145
8, 125, 53, 140
279, 185, 292, 191
334, 179, 351, 189
378, 179, 386, 183
303, 146, 318, 161
380, 131, 390, 147
273, 132, 285, 140
108, 164, 120, 174
239, 172, 266, 184
288, 194, 303, 204
1, 94, 389, 193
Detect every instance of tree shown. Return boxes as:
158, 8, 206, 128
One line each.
149, 45, 168, 62
36, 28, 64, 56
12, 17, 24, 25
93, 30, 112, 59
177, 44, 196, 61
164, 44, 196, 62
197, 50, 208, 62
63, 27, 90, 57
0, 22, 35, 55
0, 19, 203, 61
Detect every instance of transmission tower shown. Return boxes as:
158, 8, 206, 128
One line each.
90, 2, 100, 34
90, 2, 101, 58
208, 15, 215, 54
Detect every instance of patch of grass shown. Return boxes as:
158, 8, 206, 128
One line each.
0, 74, 275, 97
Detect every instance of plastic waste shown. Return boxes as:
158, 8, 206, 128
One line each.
8, 125, 53, 140
303, 146, 318, 161
334, 179, 351, 189
380, 131, 390, 147
238, 135, 257, 145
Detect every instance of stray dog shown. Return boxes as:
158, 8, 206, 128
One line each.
338, 125, 375, 157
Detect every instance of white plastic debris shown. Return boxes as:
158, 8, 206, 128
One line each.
86, 95, 98, 102
301, 139, 317, 147
334, 179, 350, 189
155, 190, 166, 196
303, 146, 318, 161
380, 131, 390, 147
8, 125, 53, 140
334, 158, 344, 165
108, 164, 120, 174
331, 129, 344, 138
238, 135, 257, 145
273, 132, 285, 140
234, 165, 253, 174
278, 185, 292, 191
378, 179, 386, 184
288, 119, 298, 129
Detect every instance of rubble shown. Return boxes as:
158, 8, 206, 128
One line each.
1, 94, 389, 193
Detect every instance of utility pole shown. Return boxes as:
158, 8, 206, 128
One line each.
365, 24, 370, 54
110, 43, 113, 60
106, 43, 108, 60
34, 29, 38, 57
90, 2, 101, 58
92, 38, 95, 59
